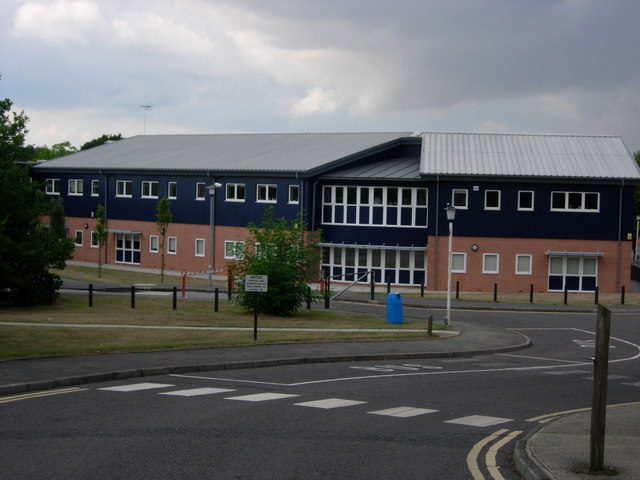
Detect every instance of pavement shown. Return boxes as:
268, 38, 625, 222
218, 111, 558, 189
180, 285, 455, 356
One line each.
1, 278, 639, 480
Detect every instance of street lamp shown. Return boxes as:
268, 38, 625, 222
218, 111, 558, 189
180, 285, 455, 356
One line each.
207, 182, 222, 286
445, 203, 456, 326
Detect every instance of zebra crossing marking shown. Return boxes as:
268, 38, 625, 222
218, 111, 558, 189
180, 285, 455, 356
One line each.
294, 398, 367, 409
225, 392, 300, 402
445, 415, 512, 427
98, 382, 174, 392
368, 406, 438, 418
159, 387, 236, 397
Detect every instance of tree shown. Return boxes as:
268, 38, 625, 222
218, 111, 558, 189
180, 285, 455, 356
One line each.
80, 134, 122, 151
94, 204, 109, 278
0, 98, 75, 306
231, 207, 322, 316
156, 196, 173, 283
33, 141, 77, 160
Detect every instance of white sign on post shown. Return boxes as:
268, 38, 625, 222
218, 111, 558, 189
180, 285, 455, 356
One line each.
245, 275, 268, 292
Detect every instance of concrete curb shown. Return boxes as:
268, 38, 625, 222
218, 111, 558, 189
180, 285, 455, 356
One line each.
514, 423, 552, 480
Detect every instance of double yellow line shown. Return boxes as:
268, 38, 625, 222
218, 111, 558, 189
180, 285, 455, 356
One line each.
467, 428, 523, 480
0, 387, 87, 404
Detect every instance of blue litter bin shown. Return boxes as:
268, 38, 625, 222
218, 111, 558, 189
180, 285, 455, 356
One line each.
386, 293, 403, 324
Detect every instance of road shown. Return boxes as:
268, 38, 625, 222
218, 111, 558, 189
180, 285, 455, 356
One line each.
1, 307, 639, 479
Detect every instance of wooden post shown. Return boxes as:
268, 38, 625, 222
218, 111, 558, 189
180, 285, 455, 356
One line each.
590, 305, 611, 472
172, 286, 177, 310
88, 283, 93, 307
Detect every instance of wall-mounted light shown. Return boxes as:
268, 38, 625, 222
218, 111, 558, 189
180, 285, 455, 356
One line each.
84, 223, 89, 229
471, 244, 479, 251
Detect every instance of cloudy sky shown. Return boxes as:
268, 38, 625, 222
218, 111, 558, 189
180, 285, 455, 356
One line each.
1, 0, 639, 152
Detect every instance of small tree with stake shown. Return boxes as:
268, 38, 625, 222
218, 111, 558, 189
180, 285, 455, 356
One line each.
94, 204, 109, 278
156, 196, 173, 283
231, 207, 321, 316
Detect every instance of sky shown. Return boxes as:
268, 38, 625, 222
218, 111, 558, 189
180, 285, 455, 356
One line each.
1, 0, 639, 153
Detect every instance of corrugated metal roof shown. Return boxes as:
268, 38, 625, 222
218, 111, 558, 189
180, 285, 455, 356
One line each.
420, 132, 640, 179
322, 157, 420, 180
33, 132, 414, 173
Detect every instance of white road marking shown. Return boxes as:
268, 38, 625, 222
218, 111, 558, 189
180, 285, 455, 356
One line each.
294, 398, 367, 409
543, 370, 590, 376
99, 382, 174, 392
159, 387, 236, 397
225, 393, 299, 402
368, 406, 438, 418
622, 381, 640, 387
446, 415, 512, 427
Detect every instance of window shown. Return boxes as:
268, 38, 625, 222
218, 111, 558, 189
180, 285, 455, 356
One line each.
68, 179, 83, 196
195, 182, 205, 200
90, 231, 99, 248
116, 233, 141, 264
551, 191, 599, 212
516, 254, 532, 275
257, 184, 277, 203
168, 182, 177, 199
226, 183, 245, 202
116, 180, 133, 197
46, 178, 60, 195
195, 238, 205, 257
451, 252, 466, 273
141, 181, 159, 198
74, 230, 83, 246
224, 240, 245, 260
452, 189, 468, 209
548, 256, 598, 292
167, 236, 177, 254
289, 185, 300, 204
91, 179, 100, 196
484, 190, 500, 210
149, 235, 159, 253
518, 191, 534, 211
482, 253, 499, 274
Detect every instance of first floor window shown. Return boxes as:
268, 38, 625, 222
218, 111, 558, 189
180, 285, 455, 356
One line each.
74, 230, 83, 246
195, 182, 205, 200
68, 179, 83, 196
167, 236, 177, 254
225, 240, 245, 260
289, 185, 300, 204
452, 189, 468, 209
141, 181, 159, 198
195, 238, 205, 257
91, 179, 100, 196
518, 191, 534, 211
168, 182, 177, 199
257, 184, 277, 203
46, 178, 60, 195
515, 254, 532, 275
551, 191, 599, 211
116, 180, 133, 197
226, 183, 245, 201
149, 235, 159, 253
451, 252, 466, 273
484, 190, 500, 210
482, 253, 499, 274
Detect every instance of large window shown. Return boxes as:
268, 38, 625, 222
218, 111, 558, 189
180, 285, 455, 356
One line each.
116, 233, 140, 264
548, 256, 597, 292
141, 181, 159, 199
46, 178, 60, 195
320, 245, 425, 285
116, 180, 133, 197
322, 186, 427, 228
68, 179, 83, 196
226, 183, 245, 202
257, 184, 277, 203
551, 191, 599, 212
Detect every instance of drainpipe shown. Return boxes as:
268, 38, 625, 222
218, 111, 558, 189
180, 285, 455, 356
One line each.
433, 175, 441, 290
616, 179, 624, 291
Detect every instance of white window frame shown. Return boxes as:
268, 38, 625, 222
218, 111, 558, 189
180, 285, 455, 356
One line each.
550, 191, 600, 212
224, 240, 245, 260
116, 180, 133, 198
90, 231, 98, 248
257, 184, 277, 203
518, 191, 534, 211
452, 189, 468, 209
515, 254, 532, 275
482, 253, 499, 274
91, 179, 100, 197
288, 185, 300, 204
74, 230, 83, 246
195, 182, 205, 200
167, 236, 177, 255
225, 183, 246, 202
167, 182, 177, 200
141, 181, 159, 199
68, 179, 83, 196
149, 235, 159, 253
45, 178, 60, 195
484, 190, 500, 210
195, 238, 205, 257
451, 252, 467, 273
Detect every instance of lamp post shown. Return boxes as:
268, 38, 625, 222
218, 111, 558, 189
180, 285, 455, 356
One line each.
207, 182, 222, 286
445, 203, 456, 325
